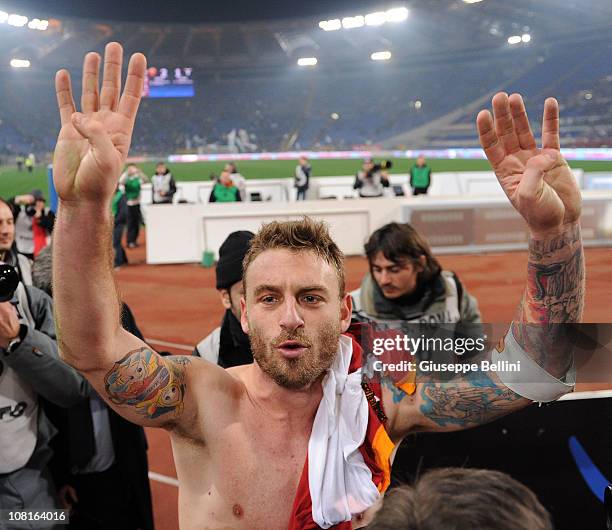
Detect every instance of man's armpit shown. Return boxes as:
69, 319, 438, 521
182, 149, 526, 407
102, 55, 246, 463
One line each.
104, 347, 191, 422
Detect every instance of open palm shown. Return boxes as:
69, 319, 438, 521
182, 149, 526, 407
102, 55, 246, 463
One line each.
477, 93, 581, 237
53, 43, 146, 203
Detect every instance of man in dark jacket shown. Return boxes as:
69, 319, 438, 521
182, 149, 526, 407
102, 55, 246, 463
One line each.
193, 231, 253, 367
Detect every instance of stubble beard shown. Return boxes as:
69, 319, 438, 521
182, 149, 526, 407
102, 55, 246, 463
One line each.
249, 321, 341, 390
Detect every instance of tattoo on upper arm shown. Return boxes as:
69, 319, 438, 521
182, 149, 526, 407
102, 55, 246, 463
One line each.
104, 348, 191, 421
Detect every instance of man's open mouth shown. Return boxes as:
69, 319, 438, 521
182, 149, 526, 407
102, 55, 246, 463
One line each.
277, 341, 308, 358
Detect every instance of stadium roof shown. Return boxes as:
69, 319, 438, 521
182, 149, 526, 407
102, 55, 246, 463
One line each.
1, 0, 611, 73
4, 0, 390, 23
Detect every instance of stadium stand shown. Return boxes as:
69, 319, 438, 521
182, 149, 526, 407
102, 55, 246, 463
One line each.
1, 1, 612, 156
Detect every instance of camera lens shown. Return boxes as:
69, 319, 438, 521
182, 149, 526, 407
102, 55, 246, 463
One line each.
0, 264, 20, 302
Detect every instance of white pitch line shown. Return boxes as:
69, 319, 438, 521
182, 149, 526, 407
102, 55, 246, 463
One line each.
145, 338, 194, 352
149, 471, 179, 487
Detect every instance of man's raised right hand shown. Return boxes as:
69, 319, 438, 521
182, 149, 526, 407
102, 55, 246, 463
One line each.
53, 42, 146, 204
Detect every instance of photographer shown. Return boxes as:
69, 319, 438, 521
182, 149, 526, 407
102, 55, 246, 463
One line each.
0, 202, 88, 523
353, 158, 391, 198
9, 190, 55, 259
1, 199, 34, 285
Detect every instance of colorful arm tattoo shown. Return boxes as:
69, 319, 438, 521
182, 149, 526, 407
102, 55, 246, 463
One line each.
512, 223, 585, 374
416, 371, 525, 429
104, 348, 191, 421
410, 224, 584, 430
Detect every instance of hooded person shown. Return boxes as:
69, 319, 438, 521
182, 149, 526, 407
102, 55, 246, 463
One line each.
193, 230, 254, 367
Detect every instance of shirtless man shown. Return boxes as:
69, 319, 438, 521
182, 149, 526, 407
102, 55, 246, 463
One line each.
52, 43, 584, 529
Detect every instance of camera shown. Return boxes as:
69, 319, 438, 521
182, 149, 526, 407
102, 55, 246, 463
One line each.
368, 160, 393, 177
25, 205, 36, 217
0, 264, 20, 302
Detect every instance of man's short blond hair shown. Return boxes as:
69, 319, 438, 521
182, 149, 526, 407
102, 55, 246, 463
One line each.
243, 217, 345, 297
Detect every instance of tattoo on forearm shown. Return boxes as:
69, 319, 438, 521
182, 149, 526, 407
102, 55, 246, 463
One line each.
519, 224, 584, 324
418, 371, 525, 428
104, 348, 191, 420
513, 223, 584, 372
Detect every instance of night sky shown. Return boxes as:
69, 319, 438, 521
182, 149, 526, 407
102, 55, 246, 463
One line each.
4, 0, 397, 23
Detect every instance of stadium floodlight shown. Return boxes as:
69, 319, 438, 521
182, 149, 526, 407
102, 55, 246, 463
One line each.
297, 57, 318, 66
0, 11, 8, 23
521, 33, 531, 43
371, 51, 392, 61
385, 7, 409, 22
365, 11, 387, 26
28, 18, 49, 30
7, 14, 28, 27
507, 35, 522, 45
414, 100, 422, 109
319, 19, 341, 31
10, 59, 31, 68
342, 16, 365, 29
463, 0, 484, 3
331, 112, 340, 120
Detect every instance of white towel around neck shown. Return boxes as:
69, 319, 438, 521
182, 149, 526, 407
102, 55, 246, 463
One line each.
308, 334, 380, 528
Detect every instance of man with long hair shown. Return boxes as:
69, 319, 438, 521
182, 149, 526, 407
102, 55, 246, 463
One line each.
353, 222, 480, 326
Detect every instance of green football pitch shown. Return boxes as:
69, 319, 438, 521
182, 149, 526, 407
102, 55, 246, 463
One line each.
1, 157, 611, 200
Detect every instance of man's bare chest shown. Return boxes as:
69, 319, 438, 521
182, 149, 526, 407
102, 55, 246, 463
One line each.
175, 415, 311, 529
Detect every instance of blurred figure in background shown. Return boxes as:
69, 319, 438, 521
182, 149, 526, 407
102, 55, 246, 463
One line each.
209, 169, 242, 203
151, 162, 176, 205
111, 186, 129, 269
119, 164, 148, 248
409, 155, 432, 196
194, 231, 253, 366
368, 467, 552, 530
0, 198, 34, 284
294, 155, 311, 201
225, 162, 247, 201
9, 190, 55, 259
354, 158, 390, 198
25, 153, 36, 173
